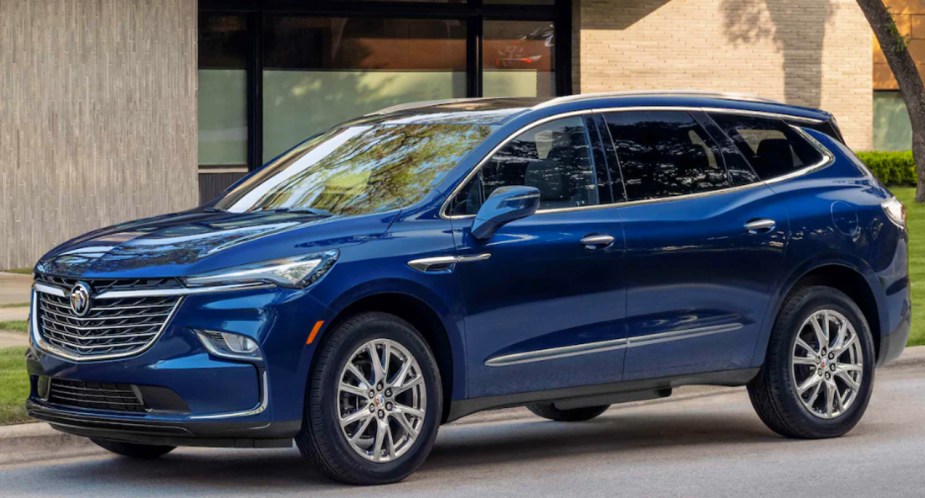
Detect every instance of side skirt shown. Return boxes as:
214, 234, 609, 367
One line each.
444, 367, 759, 423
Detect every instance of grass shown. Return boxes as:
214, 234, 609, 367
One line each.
0, 347, 30, 425
1, 268, 32, 275
892, 187, 924, 346
0, 303, 29, 309
0, 321, 27, 333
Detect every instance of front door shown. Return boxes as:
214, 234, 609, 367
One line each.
601, 109, 789, 380
446, 115, 628, 398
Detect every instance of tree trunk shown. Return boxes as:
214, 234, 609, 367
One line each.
857, 0, 925, 202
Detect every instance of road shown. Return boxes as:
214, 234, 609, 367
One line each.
1, 363, 923, 497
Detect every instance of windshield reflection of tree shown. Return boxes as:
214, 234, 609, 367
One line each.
249, 124, 492, 215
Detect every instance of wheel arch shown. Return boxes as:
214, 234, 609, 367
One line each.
305, 282, 465, 424
753, 261, 885, 366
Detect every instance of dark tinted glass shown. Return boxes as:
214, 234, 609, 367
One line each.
709, 113, 825, 180
604, 111, 729, 201
199, 14, 248, 69
449, 117, 598, 215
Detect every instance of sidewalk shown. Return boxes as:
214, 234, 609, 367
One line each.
1, 345, 922, 467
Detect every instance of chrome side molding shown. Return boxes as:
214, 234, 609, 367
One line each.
408, 253, 491, 273
485, 322, 744, 367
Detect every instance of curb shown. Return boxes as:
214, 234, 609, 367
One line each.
2, 345, 923, 467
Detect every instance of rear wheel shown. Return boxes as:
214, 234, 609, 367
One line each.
296, 312, 442, 485
748, 285, 875, 439
526, 403, 610, 422
90, 438, 175, 459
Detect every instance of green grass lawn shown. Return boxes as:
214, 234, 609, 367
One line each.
1, 268, 32, 275
0, 303, 29, 309
892, 187, 923, 346
0, 347, 30, 425
0, 321, 27, 333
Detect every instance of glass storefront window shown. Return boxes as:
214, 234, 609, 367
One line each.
482, 20, 556, 98
261, 17, 467, 162
199, 14, 249, 170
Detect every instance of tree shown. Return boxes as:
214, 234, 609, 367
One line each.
856, 0, 925, 202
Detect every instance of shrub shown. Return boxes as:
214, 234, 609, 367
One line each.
855, 151, 917, 186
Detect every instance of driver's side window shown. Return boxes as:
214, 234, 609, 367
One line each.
448, 116, 599, 216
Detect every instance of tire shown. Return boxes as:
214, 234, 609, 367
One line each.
296, 312, 442, 485
526, 403, 610, 422
747, 285, 875, 439
90, 438, 175, 459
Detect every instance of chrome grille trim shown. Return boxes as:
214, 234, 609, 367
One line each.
32, 278, 182, 362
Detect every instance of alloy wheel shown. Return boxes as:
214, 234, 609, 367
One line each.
336, 338, 427, 462
790, 309, 864, 419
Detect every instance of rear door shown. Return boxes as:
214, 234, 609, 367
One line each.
602, 109, 790, 380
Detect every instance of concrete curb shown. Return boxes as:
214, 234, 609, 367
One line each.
2, 345, 923, 467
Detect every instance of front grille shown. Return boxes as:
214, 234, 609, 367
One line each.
35, 275, 181, 360
47, 379, 145, 413
36, 274, 183, 293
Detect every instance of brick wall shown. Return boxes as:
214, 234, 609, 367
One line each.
574, 0, 873, 150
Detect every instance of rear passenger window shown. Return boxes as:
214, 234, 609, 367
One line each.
604, 111, 730, 201
708, 113, 825, 181
448, 116, 600, 215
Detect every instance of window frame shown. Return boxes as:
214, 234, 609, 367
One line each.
441, 106, 836, 219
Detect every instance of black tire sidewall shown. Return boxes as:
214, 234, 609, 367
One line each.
767, 286, 875, 436
306, 313, 442, 483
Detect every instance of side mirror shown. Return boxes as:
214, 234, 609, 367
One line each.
470, 186, 540, 241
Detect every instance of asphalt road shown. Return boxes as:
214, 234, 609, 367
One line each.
2, 363, 924, 497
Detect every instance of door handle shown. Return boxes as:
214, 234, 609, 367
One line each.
744, 218, 776, 234
580, 234, 615, 248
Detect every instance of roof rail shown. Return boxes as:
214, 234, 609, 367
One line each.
367, 98, 485, 116
533, 90, 783, 109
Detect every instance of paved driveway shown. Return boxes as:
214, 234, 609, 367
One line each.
1, 360, 923, 496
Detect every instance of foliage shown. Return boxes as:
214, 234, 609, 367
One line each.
892, 188, 924, 347
0, 347, 30, 425
857, 151, 917, 186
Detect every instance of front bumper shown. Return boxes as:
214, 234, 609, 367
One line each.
26, 284, 332, 447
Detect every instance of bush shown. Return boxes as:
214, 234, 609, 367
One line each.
855, 151, 917, 186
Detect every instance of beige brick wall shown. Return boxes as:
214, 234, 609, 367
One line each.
0, 0, 199, 269
574, 0, 873, 150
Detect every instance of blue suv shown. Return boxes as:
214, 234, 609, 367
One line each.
26, 93, 910, 484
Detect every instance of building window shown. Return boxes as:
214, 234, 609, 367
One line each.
483, 20, 556, 98
262, 17, 468, 162
198, 1, 571, 204
198, 14, 250, 202
873, 90, 912, 151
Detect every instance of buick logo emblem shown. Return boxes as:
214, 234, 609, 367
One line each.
69, 282, 92, 317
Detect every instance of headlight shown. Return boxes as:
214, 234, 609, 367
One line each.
184, 250, 338, 289
882, 197, 906, 229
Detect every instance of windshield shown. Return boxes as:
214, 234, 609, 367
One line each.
215, 122, 494, 216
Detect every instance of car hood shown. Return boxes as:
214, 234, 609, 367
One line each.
36, 209, 397, 279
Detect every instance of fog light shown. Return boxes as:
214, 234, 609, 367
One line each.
196, 330, 262, 361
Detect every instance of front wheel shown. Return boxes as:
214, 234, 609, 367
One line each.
748, 285, 875, 439
296, 312, 442, 485
90, 438, 175, 459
